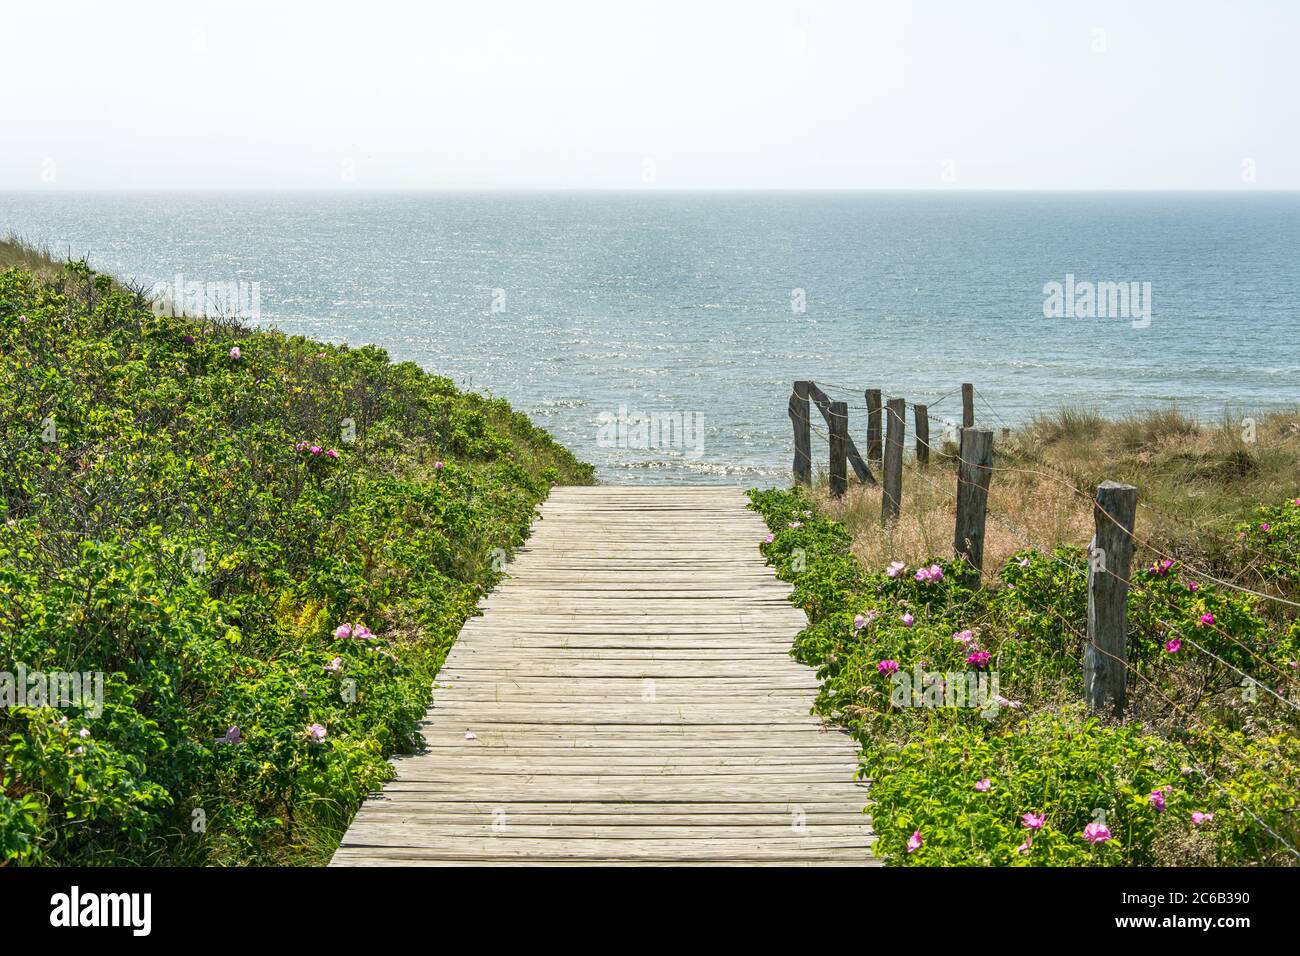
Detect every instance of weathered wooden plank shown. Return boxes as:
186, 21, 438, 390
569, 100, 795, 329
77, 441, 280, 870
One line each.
1085, 481, 1138, 715
805, 383, 876, 484
914, 403, 930, 467
331, 485, 876, 867
953, 426, 994, 576
882, 396, 905, 524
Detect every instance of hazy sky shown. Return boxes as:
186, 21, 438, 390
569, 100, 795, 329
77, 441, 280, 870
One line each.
2, 0, 1296, 190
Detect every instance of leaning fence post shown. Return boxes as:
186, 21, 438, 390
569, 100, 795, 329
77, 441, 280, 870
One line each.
914, 403, 929, 467
953, 427, 993, 575
790, 380, 812, 485
865, 389, 883, 464
961, 383, 975, 429
1085, 481, 1138, 716
881, 398, 905, 524
828, 401, 848, 498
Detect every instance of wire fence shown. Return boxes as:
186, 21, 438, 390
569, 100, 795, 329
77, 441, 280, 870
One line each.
783, 376, 1300, 859
790, 380, 1300, 612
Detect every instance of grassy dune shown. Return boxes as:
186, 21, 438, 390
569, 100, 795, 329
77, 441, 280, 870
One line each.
0, 243, 592, 865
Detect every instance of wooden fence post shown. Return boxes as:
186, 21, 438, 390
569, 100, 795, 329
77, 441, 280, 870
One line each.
807, 383, 877, 485
914, 404, 929, 467
1085, 481, 1138, 715
828, 401, 848, 498
953, 427, 993, 575
789, 380, 812, 485
865, 389, 883, 464
881, 397, 905, 524
961, 383, 975, 429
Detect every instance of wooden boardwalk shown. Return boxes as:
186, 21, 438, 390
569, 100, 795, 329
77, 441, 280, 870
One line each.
331, 486, 875, 866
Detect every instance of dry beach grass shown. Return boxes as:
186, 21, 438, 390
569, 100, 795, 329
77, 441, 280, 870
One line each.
812, 406, 1300, 591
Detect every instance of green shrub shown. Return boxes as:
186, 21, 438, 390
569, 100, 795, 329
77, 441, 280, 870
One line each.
0, 259, 592, 865
749, 485, 1299, 866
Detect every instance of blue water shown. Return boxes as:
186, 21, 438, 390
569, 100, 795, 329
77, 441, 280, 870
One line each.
3, 191, 1298, 484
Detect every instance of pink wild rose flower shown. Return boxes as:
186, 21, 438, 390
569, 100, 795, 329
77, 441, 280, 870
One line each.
1082, 822, 1112, 844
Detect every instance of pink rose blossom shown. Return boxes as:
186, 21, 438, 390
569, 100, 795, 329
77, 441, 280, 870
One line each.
952, 629, 975, 644
906, 830, 923, 853
877, 659, 900, 676
1149, 789, 1166, 812
914, 563, 944, 583
1198, 612, 1215, 627
966, 650, 991, 669
215, 726, 242, 746
975, 778, 991, 792
1191, 811, 1215, 826
307, 723, 327, 743
886, 561, 905, 578
1165, 638, 1182, 653
763, 533, 775, 544
1082, 822, 1112, 844
1022, 812, 1045, 830
900, 612, 914, 627
229, 346, 241, 360
334, 623, 353, 639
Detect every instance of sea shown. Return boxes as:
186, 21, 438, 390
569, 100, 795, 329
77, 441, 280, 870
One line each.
3, 190, 1298, 485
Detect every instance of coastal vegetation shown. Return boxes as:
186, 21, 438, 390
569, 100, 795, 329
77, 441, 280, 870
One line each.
0, 242, 593, 865
751, 412, 1300, 865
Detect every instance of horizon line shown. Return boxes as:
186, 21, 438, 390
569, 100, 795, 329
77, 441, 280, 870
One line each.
2, 186, 1297, 195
